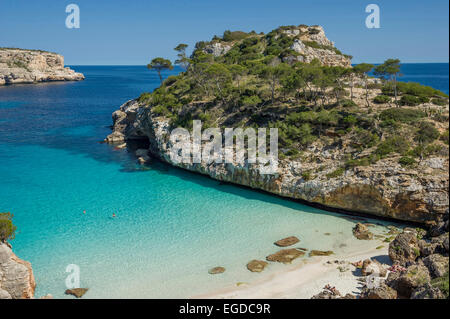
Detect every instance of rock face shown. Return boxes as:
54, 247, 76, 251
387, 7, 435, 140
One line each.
105, 98, 449, 224
0, 243, 36, 299
388, 230, 420, 265
0, 48, 84, 85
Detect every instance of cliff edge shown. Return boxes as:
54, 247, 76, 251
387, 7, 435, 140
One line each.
0, 48, 84, 85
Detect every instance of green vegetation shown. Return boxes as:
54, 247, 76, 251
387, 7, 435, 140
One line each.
431, 272, 449, 298
373, 95, 391, 104
138, 26, 448, 167
326, 167, 345, 178
0, 212, 16, 243
147, 57, 174, 84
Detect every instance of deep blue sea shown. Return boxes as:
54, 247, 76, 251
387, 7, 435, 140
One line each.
0, 64, 448, 298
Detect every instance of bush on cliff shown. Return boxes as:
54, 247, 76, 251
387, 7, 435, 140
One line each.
0, 212, 16, 243
379, 108, 426, 123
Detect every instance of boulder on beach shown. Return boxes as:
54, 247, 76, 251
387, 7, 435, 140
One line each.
65, 288, 89, 298
266, 249, 305, 264
388, 230, 420, 265
246, 260, 268, 272
361, 258, 387, 277
208, 267, 225, 275
274, 236, 300, 247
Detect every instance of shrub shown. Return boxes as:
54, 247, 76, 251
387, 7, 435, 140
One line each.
241, 95, 262, 107
222, 30, 249, 42
326, 167, 345, 178
375, 136, 410, 157
345, 158, 370, 168
0, 212, 16, 243
399, 94, 421, 106
301, 171, 313, 181
373, 95, 391, 104
441, 129, 449, 145
398, 156, 415, 167
431, 98, 447, 106
431, 272, 449, 298
379, 108, 426, 123
415, 122, 440, 145
352, 128, 380, 149
340, 99, 357, 108
138, 92, 152, 104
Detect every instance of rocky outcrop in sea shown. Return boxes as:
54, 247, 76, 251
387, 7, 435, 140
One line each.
0, 48, 84, 85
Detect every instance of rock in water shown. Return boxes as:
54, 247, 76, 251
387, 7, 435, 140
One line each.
266, 249, 305, 264
246, 260, 268, 272
309, 250, 334, 257
0, 48, 84, 85
65, 288, 89, 298
208, 267, 225, 275
274, 236, 300, 247
352, 223, 373, 240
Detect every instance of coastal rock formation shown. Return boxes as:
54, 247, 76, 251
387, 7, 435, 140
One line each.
361, 213, 449, 299
0, 243, 35, 299
0, 48, 84, 85
106, 96, 449, 224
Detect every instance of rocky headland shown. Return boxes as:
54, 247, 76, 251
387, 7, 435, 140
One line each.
0, 48, 84, 85
106, 24, 449, 225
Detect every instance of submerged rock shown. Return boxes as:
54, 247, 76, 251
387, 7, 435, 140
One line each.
208, 267, 225, 275
309, 250, 334, 257
266, 248, 305, 264
352, 223, 373, 240
246, 260, 268, 272
274, 236, 300, 247
65, 288, 89, 298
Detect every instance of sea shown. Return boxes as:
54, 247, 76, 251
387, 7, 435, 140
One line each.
0, 63, 448, 298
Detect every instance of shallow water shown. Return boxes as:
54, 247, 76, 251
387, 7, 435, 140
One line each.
0, 65, 447, 298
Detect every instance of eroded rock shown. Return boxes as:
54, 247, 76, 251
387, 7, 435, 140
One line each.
274, 236, 300, 247
246, 260, 268, 272
266, 249, 305, 264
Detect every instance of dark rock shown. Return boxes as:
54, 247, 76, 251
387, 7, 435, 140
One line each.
65, 288, 88, 298
274, 236, 300, 247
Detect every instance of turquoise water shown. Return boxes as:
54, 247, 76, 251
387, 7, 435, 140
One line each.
0, 64, 447, 298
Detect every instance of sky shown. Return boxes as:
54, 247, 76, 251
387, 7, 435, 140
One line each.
0, 0, 448, 65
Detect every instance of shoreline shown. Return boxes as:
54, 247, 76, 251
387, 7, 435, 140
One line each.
192, 243, 390, 299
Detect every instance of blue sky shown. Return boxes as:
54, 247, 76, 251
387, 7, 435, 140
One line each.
0, 0, 448, 65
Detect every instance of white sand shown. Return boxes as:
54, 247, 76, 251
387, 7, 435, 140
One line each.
192, 243, 391, 299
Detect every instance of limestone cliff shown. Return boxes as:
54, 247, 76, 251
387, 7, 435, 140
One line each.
0, 243, 35, 299
0, 48, 84, 85
106, 93, 449, 225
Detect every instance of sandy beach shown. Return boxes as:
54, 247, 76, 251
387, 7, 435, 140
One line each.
193, 243, 391, 299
